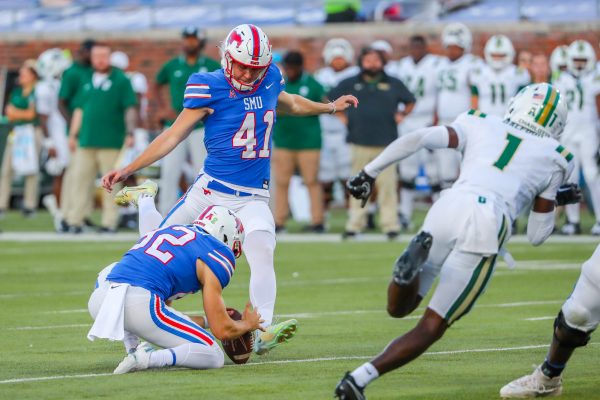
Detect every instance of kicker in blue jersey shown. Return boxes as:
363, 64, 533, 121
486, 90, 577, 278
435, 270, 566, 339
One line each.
107, 224, 236, 301
182, 64, 285, 189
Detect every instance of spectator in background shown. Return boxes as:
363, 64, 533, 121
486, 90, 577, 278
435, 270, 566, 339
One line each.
110, 50, 150, 229
315, 38, 358, 216
330, 47, 415, 239
58, 38, 95, 232
325, 0, 361, 22
531, 53, 551, 83
67, 43, 137, 233
155, 26, 221, 215
273, 51, 326, 233
0, 60, 40, 218
370, 40, 394, 71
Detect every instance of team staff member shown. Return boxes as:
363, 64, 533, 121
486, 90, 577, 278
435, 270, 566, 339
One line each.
0, 60, 40, 218
330, 47, 415, 239
67, 43, 137, 233
57, 39, 96, 232
273, 51, 326, 233
155, 26, 221, 214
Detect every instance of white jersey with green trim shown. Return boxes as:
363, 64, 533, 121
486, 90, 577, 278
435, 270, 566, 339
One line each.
552, 70, 600, 136
436, 54, 483, 123
470, 64, 530, 117
451, 110, 572, 221
388, 54, 444, 124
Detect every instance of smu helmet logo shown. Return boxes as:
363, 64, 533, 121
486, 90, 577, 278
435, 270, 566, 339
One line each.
228, 31, 243, 48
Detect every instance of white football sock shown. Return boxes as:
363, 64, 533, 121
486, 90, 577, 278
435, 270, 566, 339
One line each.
565, 203, 580, 224
138, 195, 163, 236
150, 344, 224, 369
399, 188, 415, 219
351, 362, 379, 387
244, 230, 276, 327
587, 177, 600, 223
122, 331, 140, 354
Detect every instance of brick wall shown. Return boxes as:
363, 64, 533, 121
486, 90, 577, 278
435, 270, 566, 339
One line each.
0, 24, 597, 128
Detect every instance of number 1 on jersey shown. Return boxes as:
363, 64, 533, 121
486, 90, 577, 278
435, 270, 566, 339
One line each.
233, 110, 274, 159
493, 133, 522, 171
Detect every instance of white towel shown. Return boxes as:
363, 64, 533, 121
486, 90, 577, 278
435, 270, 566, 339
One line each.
87, 283, 130, 342
455, 194, 499, 255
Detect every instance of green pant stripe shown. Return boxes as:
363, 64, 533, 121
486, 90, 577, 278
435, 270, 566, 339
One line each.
445, 215, 509, 324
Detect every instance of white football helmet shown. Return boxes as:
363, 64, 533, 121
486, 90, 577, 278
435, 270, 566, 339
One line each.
550, 45, 568, 73
566, 40, 596, 77
441, 22, 472, 52
193, 205, 244, 258
323, 38, 354, 66
484, 35, 515, 70
504, 83, 567, 140
221, 24, 272, 92
36, 48, 72, 80
110, 51, 129, 70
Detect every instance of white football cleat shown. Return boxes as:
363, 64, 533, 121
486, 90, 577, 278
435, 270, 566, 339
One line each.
113, 342, 154, 374
500, 366, 562, 398
590, 222, 600, 236
114, 180, 158, 207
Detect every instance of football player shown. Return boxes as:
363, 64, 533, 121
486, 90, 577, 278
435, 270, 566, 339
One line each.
314, 38, 359, 211
87, 206, 260, 373
471, 35, 530, 117
552, 40, 600, 235
550, 45, 569, 79
101, 24, 358, 355
35, 48, 72, 231
335, 83, 579, 399
500, 242, 599, 397
434, 23, 483, 191
387, 35, 443, 229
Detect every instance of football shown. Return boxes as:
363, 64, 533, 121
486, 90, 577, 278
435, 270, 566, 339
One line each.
221, 307, 254, 365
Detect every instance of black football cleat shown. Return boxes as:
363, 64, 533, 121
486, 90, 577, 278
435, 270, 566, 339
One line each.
334, 372, 366, 400
393, 231, 433, 285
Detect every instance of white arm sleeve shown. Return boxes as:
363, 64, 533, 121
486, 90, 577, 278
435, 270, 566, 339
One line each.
364, 126, 452, 177
527, 210, 555, 246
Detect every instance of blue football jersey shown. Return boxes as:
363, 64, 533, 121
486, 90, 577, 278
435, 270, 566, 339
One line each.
183, 65, 285, 189
107, 225, 236, 300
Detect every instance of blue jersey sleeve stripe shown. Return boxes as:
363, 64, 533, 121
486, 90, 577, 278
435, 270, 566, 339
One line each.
208, 253, 233, 277
213, 249, 235, 271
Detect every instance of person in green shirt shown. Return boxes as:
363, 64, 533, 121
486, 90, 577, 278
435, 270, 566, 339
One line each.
67, 43, 137, 233
273, 51, 326, 233
57, 39, 95, 233
0, 59, 40, 218
155, 26, 221, 215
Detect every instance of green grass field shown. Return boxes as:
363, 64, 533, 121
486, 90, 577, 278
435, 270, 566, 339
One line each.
1, 239, 599, 399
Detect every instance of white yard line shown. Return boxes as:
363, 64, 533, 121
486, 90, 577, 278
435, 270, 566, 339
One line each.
0, 232, 598, 244
523, 316, 555, 321
2, 343, 596, 385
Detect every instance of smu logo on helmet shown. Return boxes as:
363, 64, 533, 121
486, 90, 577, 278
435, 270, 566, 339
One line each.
228, 31, 244, 48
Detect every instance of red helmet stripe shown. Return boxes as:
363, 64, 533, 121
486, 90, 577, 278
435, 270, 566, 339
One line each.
249, 24, 260, 63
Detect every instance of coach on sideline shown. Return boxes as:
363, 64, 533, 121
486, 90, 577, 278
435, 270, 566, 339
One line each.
67, 43, 137, 233
330, 46, 415, 239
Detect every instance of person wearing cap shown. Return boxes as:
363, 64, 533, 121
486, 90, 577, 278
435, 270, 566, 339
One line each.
66, 43, 138, 233
0, 60, 40, 218
272, 51, 326, 233
329, 46, 415, 239
155, 26, 221, 215
370, 39, 394, 73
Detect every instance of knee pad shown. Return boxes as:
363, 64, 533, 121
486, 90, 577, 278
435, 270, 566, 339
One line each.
553, 310, 593, 348
393, 231, 433, 286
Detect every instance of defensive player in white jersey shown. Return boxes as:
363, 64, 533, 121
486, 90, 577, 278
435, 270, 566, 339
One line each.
102, 24, 358, 355
552, 40, 600, 235
35, 48, 72, 230
314, 38, 360, 210
387, 35, 444, 229
500, 240, 599, 398
334, 83, 578, 400
471, 35, 531, 117
435, 22, 483, 189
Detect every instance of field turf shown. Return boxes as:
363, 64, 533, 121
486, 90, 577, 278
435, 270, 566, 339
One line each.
1, 238, 599, 399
